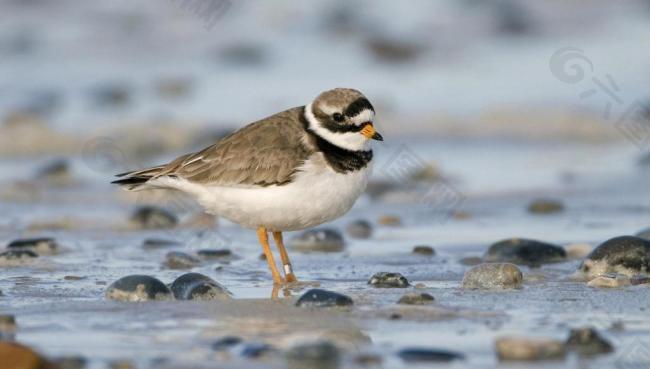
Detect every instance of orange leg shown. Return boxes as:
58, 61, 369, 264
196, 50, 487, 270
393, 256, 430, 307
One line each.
257, 227, 283, 285
273, 231, 297, 283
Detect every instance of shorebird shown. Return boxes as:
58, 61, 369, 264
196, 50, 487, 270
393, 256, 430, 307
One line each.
113, 88, 382, 285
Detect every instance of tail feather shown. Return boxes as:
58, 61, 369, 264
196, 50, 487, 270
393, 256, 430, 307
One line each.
112, 166, 166, 191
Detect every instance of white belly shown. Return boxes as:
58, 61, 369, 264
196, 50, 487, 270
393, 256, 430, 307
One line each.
157, 156, 371, 231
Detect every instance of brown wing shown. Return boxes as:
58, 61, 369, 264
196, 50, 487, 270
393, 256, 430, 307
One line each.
158, 107, 314, 187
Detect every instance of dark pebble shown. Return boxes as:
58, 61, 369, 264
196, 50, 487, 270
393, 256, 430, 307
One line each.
354, 353, 383, 366
105, 275, 172, 302
7, 237, 58, 255
397, 293, 434, 305
290, 229, 345, 253
565, 327, 614, 356
368, 272, 410, 288
89, 83, 131, 108
577, 236, 650, 278
130, 206, 177, 229
346, 220, 372, 239
218, 44, 267, 66
527, 198, 564, 214
170, 272, 230, 300
53, 356, 87, 369
412, 245, 435, 256
35, 159, 71, 185
197, 249, 232, 259
397, 348, 464, 362
295, 289, 353, 308
286, 341, 340, 369
241, 342, 273, 359
211, 336, 242, 351
164, 251, 200, 269
0, 249, 38, 264
142, 238, 180, 250
485, 238, 566, 266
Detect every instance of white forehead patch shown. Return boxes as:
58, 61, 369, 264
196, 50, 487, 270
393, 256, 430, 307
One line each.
319, 104, 340, 115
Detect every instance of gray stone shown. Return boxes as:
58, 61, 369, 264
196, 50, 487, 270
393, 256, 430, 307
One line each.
295, 289, 353, 308
346, 220, 372, 239
495, 337, 566, 361
105, 275, 172, 302
397, 293, 435, 305
368, 272, 410, 288
290, 229, 344, 253
197, 249, 232, 260
286, 341, 340, 369
485, 238, 566, 266
527, 198, 564, 214
164, 251, 200, 269
566, 327, 614, 356
130, 206, 177, 229
142, 238, 180, 250
412, 245, 435, 256
397, 348, 464, 362
170, 273, 230, 300
462, 263, 523, 290
241, 342, 274, 358
7, 238, 59, 255
577, 236, 650, 279
0, 250, 38, 265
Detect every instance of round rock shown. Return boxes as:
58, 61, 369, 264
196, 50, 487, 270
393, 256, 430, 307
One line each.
170, 273, 231, 300
398, 348, 464, 362
346, 220, 372, 239
7, 238, 59, 255
286, 341, 340, 369
0, 250, 38, 266
130, 206, 177, 229
397, 292, 434, 305
577, 236, 650, 279
142, 238, 180, 250
197, 249, 232, 260
412, 245, 435, 256
164, 251, 200, 269
462, 263, 523, 290
290, 229, 344, 253
241, 343, 274, 359
105, 275, 172, 302
527, 198, 564, 214
295, 289, 353, 308
566, 327, 614, 356
368, 272, 410, 288
484, 238, 566, 266
211, 336, 242, 351
495, 337, 566, 361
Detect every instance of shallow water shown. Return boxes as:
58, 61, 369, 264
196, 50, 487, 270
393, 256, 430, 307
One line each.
2, 138, 650, 368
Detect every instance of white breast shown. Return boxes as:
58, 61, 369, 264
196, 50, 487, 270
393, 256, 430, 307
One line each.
157, 153, 371, 231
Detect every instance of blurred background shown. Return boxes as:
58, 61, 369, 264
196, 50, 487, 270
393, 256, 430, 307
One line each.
1, 0, 650, 174
1, 0, 650, 226
2, 1, 650, 368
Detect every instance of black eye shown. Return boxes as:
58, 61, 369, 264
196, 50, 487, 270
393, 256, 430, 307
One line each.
332, 113, 344, 122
